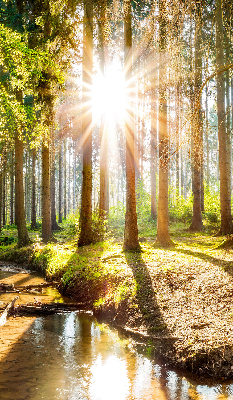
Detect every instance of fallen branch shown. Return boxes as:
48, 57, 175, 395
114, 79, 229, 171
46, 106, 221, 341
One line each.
0, 281, 59, 293
0, 296, 19, 326
0, 283, 14, 292
13, 302, 89, 316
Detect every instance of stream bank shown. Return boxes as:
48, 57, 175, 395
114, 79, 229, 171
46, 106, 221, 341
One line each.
1, 235, 233, 381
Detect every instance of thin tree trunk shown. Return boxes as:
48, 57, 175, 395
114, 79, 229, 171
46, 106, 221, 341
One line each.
0, 168, 2, 233
10, 150, 14, 225
58, 143, 63, 223
157, 0, 172, 247
205, 84, 210, 190
190, 2, 203, 231
31, 147, 37, 229
150, 69, 157, 220
64, 140, 67, 220
225, 30, 231, 194
78, 0, 93, 246
123, 0, 140, 251
42, 142, 52, 243
50, 135, 59, 231
2, 172, 5, 227
73, 144, 76, 212
216, 0, 232, 234
15, 133, 30, 247
176, 85, 180, 199
98, 0, 109, 219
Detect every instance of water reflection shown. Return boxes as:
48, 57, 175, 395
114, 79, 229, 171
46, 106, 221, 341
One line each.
1, 312, 233, 399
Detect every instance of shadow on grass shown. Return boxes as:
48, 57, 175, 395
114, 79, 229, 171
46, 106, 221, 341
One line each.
123, 250, 169, 336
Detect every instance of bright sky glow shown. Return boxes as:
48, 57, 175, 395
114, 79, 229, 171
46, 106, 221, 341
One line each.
92, 62, 126, 128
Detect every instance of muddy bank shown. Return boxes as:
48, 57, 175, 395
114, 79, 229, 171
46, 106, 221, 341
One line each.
1, 240, 233, 381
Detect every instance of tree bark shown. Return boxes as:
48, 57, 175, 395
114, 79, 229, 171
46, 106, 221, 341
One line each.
78, 0, 93, 246
123, 0, 140, 251
15, 132, 30, 247
216, 0, 232, 234
50, 135, 59, 231
190, 2, 203, 231
31, 147, 37, 229
64, 139, 67, 220
10, 150, 14, 225
42, 142, 52, 243
99, 0, 109, 220
58, 142, 63, 223
150, 68, 157, 220
157, 0, 172, 247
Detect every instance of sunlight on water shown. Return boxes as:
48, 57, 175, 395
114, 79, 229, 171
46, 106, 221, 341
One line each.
1, 308, 233, 399
90, 355, 129, 400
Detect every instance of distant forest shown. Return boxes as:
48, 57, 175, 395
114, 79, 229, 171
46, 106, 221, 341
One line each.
0, 0, 233, 248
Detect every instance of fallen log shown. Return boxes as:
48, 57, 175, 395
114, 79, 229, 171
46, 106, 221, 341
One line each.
0, 283, 14, 292
0, 282, 59, 293
0, 296, 19, 326
16, 282, 59, 290
13, 302, 89, 316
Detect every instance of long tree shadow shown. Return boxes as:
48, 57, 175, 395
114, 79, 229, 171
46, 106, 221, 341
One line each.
173, 247, 233, 277
124, 250, 170, 337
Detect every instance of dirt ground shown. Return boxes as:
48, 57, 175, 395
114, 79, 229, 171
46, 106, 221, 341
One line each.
91, 235, 233, 380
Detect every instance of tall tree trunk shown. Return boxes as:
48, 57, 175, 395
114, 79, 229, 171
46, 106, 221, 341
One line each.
15, 133, 30, 247
123, 0, 140, 251
64, 140, 67, 220
73, 143, 76, 212
31, 147, 37, 229
150, 68, 157, 220
205, 83, 210, 190
10, 150, 14, 225
78, 0, 93, 246
42, 142, 52, 242
175, 86, 180, 199
2, 172, 5, 227
216, 0, 232, 234
225, 20, 231, 195
50, 135, 59, 231
0, 168, 2, 233
157, 0, 172, 247
58, 143, 63, 223
98, 0, 109, 219
190, 2, 203, 231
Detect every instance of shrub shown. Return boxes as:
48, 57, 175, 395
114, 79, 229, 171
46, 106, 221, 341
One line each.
169, 194, 193, 223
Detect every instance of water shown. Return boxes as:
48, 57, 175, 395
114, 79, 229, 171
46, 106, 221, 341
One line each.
1, 265, 233, 400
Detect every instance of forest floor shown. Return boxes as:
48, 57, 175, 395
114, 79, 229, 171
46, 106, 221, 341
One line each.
1, 224, 233, 381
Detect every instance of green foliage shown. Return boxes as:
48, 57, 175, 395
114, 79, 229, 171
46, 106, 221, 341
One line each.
169, 194, 193, 223
203, 189, 220, 225
59, 213, 79, 239
136, 180, 151, 225
90, 210, 108, 243
108, 202, 126, 237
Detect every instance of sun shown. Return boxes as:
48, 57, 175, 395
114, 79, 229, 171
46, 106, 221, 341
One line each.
92, 61, 126, 129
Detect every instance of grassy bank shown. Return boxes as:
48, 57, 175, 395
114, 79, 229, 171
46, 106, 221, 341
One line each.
1, 224, 233, 380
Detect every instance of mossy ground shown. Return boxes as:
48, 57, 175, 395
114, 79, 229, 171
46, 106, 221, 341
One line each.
0, 222, 233, 380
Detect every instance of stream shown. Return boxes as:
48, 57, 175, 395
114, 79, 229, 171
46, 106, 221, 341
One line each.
1, 264, 233, 400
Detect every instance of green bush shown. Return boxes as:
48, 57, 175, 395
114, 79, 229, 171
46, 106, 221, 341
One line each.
108, 202, 125, 237
203, 190, 220, 225
169, 194, 193, 223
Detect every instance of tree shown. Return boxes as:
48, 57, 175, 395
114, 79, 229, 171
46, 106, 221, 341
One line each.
15, 131, 30, 247
78, 0, 94, 246
216, 0, 232, 234
156, 0, 172, 247
189, 1, 203, 231
123, 0, 140, 251
31, 147, 37, 229
98, 0, 109, 220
